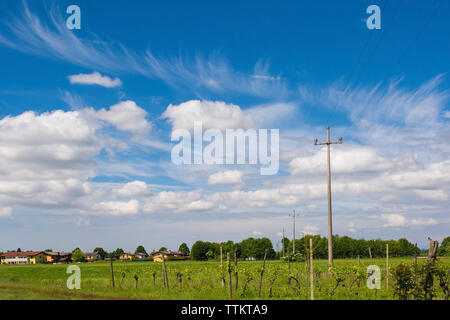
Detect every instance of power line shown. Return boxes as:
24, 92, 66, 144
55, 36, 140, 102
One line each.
353, 0, 405, 85
383, 0, 446, 82
325, 0, 389, 125
351, 0, 445, 128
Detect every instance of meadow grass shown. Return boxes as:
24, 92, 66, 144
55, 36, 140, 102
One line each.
0, 257, 448, 300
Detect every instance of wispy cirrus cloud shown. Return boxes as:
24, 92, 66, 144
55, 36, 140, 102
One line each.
299, 75, 449, 126
0, 2, 288, 98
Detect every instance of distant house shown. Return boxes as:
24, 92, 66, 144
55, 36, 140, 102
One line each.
43, 252, 72, 264
135, 252, 147, 260
0, 251, 47, 265
119, 253, 136, 261
150, 250, 189, 262
119, 252, 148, 261
84, 252, 101, 262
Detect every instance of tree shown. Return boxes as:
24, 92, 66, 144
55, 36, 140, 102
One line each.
72, 248, 86, 262
441, 236, 450, 247
135, 245, 148, 256
178, 243, 190, 256
17, 248, 21, 252
159, 247, 167, 252
44, 249, 53, 252
93, 247, 107, 260
397, 238, 415, 256
112, 248, 124, 259
438, 236, 450, 256
191, 241, 209, 261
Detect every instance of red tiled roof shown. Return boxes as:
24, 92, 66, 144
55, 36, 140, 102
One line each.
1, 251, 43, 257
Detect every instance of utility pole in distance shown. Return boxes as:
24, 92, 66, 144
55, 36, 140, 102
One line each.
289, 210, 299, 255
314, 126, 343, 268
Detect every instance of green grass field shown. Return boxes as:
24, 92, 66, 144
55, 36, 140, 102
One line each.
0, 257, 448, 300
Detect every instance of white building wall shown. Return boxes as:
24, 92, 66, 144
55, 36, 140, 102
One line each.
3, 255, 30, 264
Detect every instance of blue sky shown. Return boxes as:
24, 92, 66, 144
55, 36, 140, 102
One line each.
0, 0, 449, 253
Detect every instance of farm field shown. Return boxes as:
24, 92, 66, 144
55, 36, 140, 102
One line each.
0, 257, 448, 300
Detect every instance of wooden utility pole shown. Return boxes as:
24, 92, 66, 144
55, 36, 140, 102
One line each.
309, 238, 314, 300
314, 127, 343, 267
289, 210, 299, 255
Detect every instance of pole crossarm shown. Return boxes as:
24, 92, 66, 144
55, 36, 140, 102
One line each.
314, 138, 343, 146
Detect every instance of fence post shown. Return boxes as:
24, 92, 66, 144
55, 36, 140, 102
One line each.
310, 238, 314, 300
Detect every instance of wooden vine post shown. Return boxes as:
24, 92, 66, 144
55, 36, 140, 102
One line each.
287, 250, 291, 287
425, 238, 439, 300
110, 258, 115, 288
368, 247, 376, 296
413, 243, 418, 266
310, 238, 314, 300
258, 249, 268, 297
234, 247, 238, 290
161, 253, 169, 291
386, 244, 389, 289
220, 246, 225, 287
227, 252, 232, 299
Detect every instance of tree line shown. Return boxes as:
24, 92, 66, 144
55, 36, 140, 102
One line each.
190, 237, 276, 260
190, 235, 450, 261
282, 235, 450, 260
2, 236, 448, 262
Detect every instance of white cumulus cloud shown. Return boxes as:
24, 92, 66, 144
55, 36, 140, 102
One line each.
162, 100, 254, 132
115, 181, 149, 197
208, 170, 244, 185
87, 199, 140, 216
85, 100, 151, 137
68, 71, 122, 88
